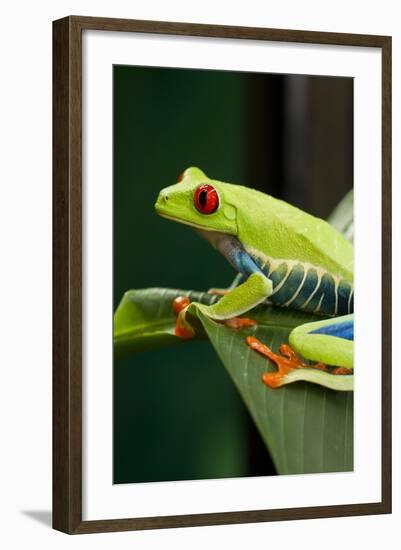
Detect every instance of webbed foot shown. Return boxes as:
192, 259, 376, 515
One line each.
246, 337, 328, 389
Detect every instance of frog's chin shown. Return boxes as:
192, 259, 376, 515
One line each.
156, 209, 244, 271
195, 227, 245, 264
156, 210, 231, 234
195, 227, 232, 244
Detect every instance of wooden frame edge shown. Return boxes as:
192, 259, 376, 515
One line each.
380, 35, 392, 516
52, 15, 392, 534
53, 16, 82, 534
72, 502, 388, 534
63, 14, 390, 46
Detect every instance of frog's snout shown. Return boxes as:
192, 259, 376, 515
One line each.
157, 191, 169, 203
154, 191, 169, 216
155, 182, 188, 220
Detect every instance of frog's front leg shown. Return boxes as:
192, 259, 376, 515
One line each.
174, 272, 272, 339
174, 238, 272, 339
247, 315, 354, 391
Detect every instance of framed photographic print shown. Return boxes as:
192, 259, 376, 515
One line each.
53, 16, 392, 534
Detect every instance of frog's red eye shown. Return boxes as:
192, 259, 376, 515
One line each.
194, 184, 219, 214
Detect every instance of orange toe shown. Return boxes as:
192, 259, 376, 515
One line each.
224, 317, 257, 329
173, 295, 191, 314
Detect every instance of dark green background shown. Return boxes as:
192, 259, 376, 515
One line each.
113, 65, 353, 484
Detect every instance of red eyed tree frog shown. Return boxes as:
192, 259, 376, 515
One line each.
155, 168, 354, 391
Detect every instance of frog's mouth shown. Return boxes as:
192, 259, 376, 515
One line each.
156, 211, 225, 232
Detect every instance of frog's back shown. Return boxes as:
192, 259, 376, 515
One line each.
227, 184, 353, 283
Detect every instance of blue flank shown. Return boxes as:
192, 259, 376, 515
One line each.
310, 319, 354, 341
268, 264, 305, 305
228, 247, 263, 277
228, 244, 354, 316
257, 256, 353, 316
265, 261, 351, 316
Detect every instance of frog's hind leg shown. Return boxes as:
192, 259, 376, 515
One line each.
289, 314, 354, 371
246, 314, 354, 391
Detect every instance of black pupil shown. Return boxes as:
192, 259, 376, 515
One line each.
199, 189, 208, 208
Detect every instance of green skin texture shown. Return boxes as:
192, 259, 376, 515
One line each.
155, 167, 354, 391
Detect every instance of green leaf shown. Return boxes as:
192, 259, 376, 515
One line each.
327, 189, 353, 243
194, 307, 353, 474
114, 288, 213, 357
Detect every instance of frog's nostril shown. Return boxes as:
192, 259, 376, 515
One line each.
164, 194, 169, 201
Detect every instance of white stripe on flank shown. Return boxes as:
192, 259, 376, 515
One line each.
281, 266, 308, 307
301, 270, 322, 309
269, 265, 291, 296
333, 279, 339, 315
262, 260, 271, 276
313, 293, 325, 313
348, 289, 354, 313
